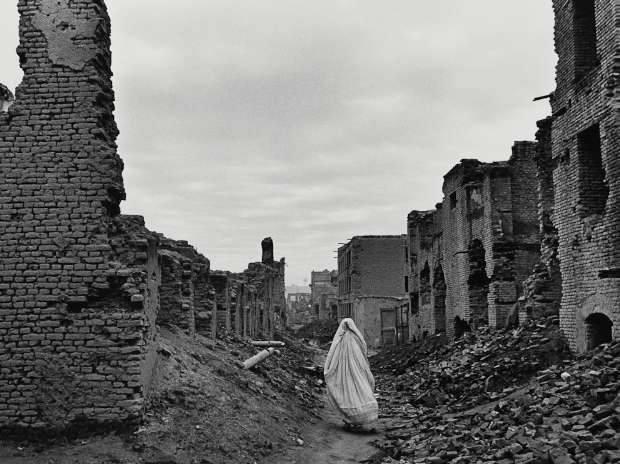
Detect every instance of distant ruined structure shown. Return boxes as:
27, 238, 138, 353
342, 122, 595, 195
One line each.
0, 0, 284, 431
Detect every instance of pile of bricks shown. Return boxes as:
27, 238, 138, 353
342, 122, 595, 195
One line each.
373, 327, 619, 463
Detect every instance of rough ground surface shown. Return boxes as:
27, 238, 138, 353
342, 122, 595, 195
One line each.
0, 328, 324, 464
265, 401, 384, 464
371, 318, 620, 464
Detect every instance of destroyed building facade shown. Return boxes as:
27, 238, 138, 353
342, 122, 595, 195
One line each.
0, 1, 285, 431
0, 0, 159, 430
550, 0, 619, 352
337, 236, 407, 348
408, 143, 542, 341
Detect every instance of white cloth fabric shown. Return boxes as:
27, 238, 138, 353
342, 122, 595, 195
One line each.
324, 318, 378, 426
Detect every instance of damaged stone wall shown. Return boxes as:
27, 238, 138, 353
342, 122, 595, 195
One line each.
520, 117, 562, 324
0, 0, 158, 430
157, 238, 210, 337
409, 144, 541, 340
551, 0, 619, 352
407, 209, 444, 340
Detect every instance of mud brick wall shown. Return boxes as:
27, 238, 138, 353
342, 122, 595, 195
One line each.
438, 150, 540, 338
551, 0, 619, 352
158, 250, 195, 335
157, 239, 209, 336
521, 118, 562, 323
407, 210, 445, 340
357, 236, 407, 297
0, 0, 161, 430
487, 143, 541, 329
442, 161, 488, 337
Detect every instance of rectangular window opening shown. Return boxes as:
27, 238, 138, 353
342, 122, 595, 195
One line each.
450, 192, 458, 209
573, 0, 598, 80
577, 124, 608, 217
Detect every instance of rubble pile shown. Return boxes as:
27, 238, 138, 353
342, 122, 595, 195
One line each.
373, 317, 568, 412
373, 324, 619, 464
294, 319, 340, 344
135, 328, 326, 464
253, 332, 326, 411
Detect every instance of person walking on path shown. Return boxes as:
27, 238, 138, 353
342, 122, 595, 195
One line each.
323, 318, 378, 431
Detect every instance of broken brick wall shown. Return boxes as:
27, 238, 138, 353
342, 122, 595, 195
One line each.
0, 0, 158, 430
156, 239, 210, 337
486, 143, 541, 329
442, 160, 489, 338
407, 210, 444, 340
551, 0, 620, 352
520, 118, 562, 324
439, 151, 540, 338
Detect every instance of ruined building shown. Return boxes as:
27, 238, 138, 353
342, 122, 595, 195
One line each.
406, 0, 620, 351
0, 0, 160, 430
233, 238, 286, 338
310, 270, 338, 320
337, 236, 407, 348
550, 0, 619, 352
408, 143, 542, 340
0, 1, 283, 432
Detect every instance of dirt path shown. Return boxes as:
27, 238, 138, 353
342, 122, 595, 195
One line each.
265, 399, 383, 464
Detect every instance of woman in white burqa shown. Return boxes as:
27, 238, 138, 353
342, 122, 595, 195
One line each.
324, 318, 378, 431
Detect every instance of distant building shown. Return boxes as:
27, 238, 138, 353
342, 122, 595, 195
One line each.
310, 270, 338, 320
287, 292, 312, 325
337, 236, 407, 348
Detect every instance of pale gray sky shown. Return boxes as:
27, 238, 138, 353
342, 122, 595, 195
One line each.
0, 1, 556, 285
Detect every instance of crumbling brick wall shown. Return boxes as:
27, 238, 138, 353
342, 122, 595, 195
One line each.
0, 0, 160, 430
425, 147, 541, 338
520, 118, 562, 323
156, 240, 209, 337
551, 0, 619, 352
407, 210, 444, 340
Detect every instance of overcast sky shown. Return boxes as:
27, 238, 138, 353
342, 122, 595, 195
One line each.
0, 1, 556, 286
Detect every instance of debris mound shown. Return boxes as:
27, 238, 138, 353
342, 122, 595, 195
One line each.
373, 320, 619, 463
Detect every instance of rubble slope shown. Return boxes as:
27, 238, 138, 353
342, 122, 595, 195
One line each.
372, 319, 619, 464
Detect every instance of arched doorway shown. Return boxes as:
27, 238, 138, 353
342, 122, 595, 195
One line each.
585, 313, 612, 350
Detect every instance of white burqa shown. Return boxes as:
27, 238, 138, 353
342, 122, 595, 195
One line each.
324, 318, 378, 426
